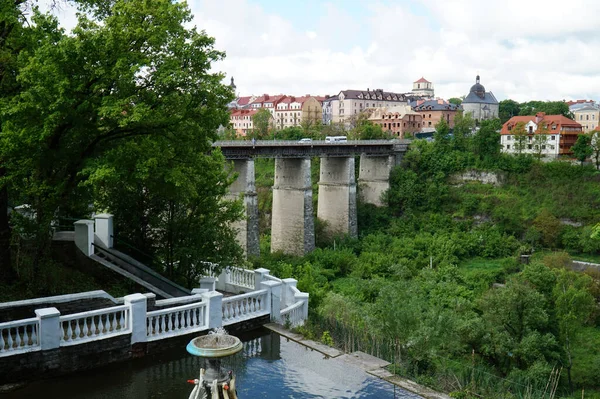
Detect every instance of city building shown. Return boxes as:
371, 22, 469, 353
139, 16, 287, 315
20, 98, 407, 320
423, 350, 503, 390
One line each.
368, 105, 422, 138
570, 103, 600, 133
274, 96, 324, 129
412, 99, 461, 130
566, 99, 595, 108
462, 75, 499, 122
412, 77, 434, 98
323, 89, 408, 126
230, 109, 258, 136
500, 112, 583, 157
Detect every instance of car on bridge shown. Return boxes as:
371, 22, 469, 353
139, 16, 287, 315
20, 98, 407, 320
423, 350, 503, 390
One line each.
298, 138, 312, 143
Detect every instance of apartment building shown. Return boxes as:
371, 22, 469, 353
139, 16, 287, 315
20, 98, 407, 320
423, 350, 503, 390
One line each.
413, 99, 460, 130
322, 88, 408, 126
571, 103, 600, 133
500, 112, 583, 156
368, 105, 422, 138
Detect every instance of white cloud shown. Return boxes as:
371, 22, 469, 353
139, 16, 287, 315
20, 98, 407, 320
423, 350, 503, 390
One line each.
45, 0, 600, 102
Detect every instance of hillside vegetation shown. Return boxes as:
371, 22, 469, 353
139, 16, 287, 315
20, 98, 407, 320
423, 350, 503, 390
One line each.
252, 117, 600, 399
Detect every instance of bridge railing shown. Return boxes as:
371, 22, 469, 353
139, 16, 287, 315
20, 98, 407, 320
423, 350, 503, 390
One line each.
60, 305, 130, 346
146, 301, 208, 341
0, 317, 40, 357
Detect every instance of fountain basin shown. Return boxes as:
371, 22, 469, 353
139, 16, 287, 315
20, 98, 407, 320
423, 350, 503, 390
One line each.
186, 334, 243, 358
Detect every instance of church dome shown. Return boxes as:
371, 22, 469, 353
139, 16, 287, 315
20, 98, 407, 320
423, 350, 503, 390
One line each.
469, 75, 485, 98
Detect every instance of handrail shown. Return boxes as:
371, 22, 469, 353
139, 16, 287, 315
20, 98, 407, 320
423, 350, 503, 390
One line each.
92, 244, 190, 296
59, 304, 129, 322
222, 288, 267, 303
147, 300, 205, 317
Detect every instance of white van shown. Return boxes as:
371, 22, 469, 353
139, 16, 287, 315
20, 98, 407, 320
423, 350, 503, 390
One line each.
325, 136, 347, 143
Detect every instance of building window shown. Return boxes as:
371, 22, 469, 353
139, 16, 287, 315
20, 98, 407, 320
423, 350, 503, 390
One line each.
551, 135, 556, 140
587, 115, 590, 120
507, 145, 511, 149
429, 114, 432, 118
507, 135, 512, 140
428, 121, 432, 126
528, 144, 532, 149
551, 124, 556, 130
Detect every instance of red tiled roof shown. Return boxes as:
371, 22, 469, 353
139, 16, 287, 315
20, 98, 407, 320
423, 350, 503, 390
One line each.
236, 96, 253, 106
501, 114, 582, 135
414, 77, 430, 83
230, 109, 258, 117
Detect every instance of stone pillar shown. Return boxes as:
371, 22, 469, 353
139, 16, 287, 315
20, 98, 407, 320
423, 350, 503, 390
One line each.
201, 291, 223, 329
199, 277, 216, 291
215, 268, 228, 292
35, 307, 61, 350
281, 278, 298, 308
74, 219, 95, 256
93, 213, 113, 248
317, 156, 357, 238
271, 157, 315, 255
227, 159, 259, 258
261, 280, 282, 323
124, 293, 147, 344
358, 154, 396, 206
254, 268, 270, 290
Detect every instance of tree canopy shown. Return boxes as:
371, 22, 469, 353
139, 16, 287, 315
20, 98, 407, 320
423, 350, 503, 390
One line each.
1, 0, 242, 285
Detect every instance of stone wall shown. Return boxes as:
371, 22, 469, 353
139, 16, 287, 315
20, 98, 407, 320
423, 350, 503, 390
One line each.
450, 170, 504, 186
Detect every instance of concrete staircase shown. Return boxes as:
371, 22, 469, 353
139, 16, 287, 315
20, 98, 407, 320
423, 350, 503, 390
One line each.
91, 240, 191, 299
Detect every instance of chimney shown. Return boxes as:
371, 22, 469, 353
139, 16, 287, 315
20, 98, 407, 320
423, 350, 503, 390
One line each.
305, 94, 310, 97
535, 112, 546, 123
438, 99, 444, 105
417, 99, 425, 106
264, 94, 269, 100
291, 96, 296, 102
367, 88, 370, 92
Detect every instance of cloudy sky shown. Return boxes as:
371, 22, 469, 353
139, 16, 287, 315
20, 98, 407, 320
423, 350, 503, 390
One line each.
49, 0, 600, 102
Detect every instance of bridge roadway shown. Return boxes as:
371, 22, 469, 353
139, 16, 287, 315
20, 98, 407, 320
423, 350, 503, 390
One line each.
212, 139, 411, 159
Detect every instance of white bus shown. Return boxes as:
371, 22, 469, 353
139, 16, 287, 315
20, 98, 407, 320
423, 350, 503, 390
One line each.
325, 136, 347, 143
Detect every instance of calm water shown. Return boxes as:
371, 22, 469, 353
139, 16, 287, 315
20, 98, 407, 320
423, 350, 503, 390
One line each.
6, 329, 421, 398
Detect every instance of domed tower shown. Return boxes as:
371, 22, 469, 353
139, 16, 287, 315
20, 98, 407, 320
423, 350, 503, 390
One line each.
470, 75, 486, 99
229, 77, 237, 94
462, 74, 498, 123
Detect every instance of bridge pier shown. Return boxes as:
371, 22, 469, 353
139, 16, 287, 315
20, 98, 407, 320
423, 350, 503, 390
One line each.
317, 157, 357, 238
358, 154, 400, 206
271, 157, 315, 255
227, 159, 260, 257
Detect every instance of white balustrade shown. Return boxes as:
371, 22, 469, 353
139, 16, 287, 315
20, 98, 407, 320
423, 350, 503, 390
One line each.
0, 318, 40, 356
264, 274, 282, 283
242, 337, 263, 358
60, 305, 130, 346
227, 267, 255, 289
222, 289, 269, 326
146, 301, 208, 341
280, 300, 306, 328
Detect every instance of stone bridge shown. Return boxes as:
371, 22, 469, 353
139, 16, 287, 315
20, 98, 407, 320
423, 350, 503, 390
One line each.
213, 140, 410, 256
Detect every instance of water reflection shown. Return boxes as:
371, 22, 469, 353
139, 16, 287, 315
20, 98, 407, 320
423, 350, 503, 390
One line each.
5, 329, 421, 399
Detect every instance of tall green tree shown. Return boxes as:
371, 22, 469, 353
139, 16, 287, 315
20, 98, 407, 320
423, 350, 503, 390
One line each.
448, 97, 463, 106
588, 130, 600, 169
519, 101, 573, 119
512, 122, 528, 155
499, 99, 521, 124
251, 108, 272, 139
452, 112, 475, 152
1, 0, 236, 271
472, 118, 501, 163
572, 134, 592, 166
532, 122, 549, 160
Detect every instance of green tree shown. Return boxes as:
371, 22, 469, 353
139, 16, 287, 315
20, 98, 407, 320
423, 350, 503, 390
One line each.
359, 122, 389, 140
532, 122, 549, 160
519, 101, 573, 119
552, 269, 595, 392
512, 122, 528, 154
451, 112, 475, 152
590, 129, 600, 169
499, 99, 521, 124
1, 0, 235, 271
433, 117, 450, 147
448, 97, 463, 106
472, 118, 502, 164
572, 134, 592, 166
251, 108, 272, 139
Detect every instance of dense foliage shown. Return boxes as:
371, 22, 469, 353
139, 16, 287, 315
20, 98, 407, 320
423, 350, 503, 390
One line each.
252, 117, 600, 398
1, 0, 243, 294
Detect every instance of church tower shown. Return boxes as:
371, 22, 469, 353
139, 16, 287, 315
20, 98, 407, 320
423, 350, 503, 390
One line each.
412, 77, 434, 98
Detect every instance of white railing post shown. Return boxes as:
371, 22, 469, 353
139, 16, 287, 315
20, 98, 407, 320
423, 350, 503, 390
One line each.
199, 277, 216, 291
202, 291, 223, 329
94, 213, 113, 248
35, 307, 61, 350
281, 278, 297, 308
74, 220, 95, 256
216, 268, 228, 291
124, 294, 147, 344
295, 292, 310, 321
254, 268, 270, 290
261, 280, 281, 323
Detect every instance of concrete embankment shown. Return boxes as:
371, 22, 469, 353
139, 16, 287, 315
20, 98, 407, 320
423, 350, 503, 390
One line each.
264, 323, 451, 399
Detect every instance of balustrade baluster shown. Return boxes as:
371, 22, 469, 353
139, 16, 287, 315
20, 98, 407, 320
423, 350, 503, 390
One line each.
31, 325, 38, 346
185, 310, 190, 329
108, 313, 115, 332
82, 318, 89, 337
90, 317, 98, 336
0, 330, 5, 352
74, 321, 81, 340
120, 311, 126, 331
6, 329, 13, 349
66, 322, 74, 341
14, 327, 22, 348
98, 315, 106, 335
159, 315, 165, 334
